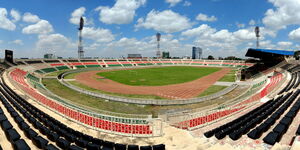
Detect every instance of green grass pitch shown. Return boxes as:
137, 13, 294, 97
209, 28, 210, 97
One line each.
97, 66, 221, 86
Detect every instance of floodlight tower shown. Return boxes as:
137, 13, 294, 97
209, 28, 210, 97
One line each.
255, 26, 260, 49
156, 33, 161, 58
78, 17, 84, 59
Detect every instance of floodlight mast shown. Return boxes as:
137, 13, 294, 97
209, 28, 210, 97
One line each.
255, 26, 260, 49
78, 17, 84, 59
156, 33, 161, 58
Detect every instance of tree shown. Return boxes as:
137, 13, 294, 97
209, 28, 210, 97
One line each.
224, 56, 242, 60
207, 55, 214, 60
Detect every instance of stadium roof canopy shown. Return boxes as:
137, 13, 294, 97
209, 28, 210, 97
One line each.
245, 48, 294, 59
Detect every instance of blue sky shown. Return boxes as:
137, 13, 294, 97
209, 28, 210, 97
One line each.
1, 0, 300, 58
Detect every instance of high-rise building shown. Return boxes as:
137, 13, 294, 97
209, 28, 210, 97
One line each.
192, 47, 202, 59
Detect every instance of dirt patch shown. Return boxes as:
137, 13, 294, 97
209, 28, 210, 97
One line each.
74, 67, 231, 99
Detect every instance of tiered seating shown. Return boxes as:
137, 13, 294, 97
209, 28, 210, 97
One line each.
152, 60, 163, 65
134, 61, 152, 66
0, 96, 31, 150
160, 60, 173, 65
68, 63, 86, 68
80, 60, 101, 68
26, 74, 39, 82
104, 60, 122, 67
142, 60, 154, 65
173, 72, 283, 129
181, 60, 192, 65
0, 80, 165, 150
9, 69, 153, 136
175, 106, 246, 129
281, 64, 293, 70
204, 91, 292, 139
25, 60, 43, 64
49, 63, 65, 67
10, 69, 28, 87
191, 61, 204, 65
56, 65, 69, 70
119, 61, 133, 67
171, 60, 183, 65
82, 62, 101, 68
44, 60, 60, 63
206, 61, 223, 66
16, 61, 26, 65
204, 88, 299, 145
262, 90, 300, 145
39, 68, 57, 73
260, 73, 282, 98
49, 62, 69, 71
279, 72, 297, 94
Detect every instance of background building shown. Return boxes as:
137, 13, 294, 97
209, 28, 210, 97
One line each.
192, 47, 202, 59
162, 51, 170, 58
128, 54, 142, 59
44, 53, 54, 59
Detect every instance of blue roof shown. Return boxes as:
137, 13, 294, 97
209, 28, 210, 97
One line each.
248, 48, 294, 56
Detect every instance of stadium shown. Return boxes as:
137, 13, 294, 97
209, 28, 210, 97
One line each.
0, 47, 300, 150
1, 0, 300, 150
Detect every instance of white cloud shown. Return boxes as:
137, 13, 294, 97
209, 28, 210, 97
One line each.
69, 7, 92, 25
181, 24, 262, 58
289, 27, 300, 41
36, 34, 76, 57
259, 40, 275, 49
135, 10, 192, 33
196, 13, 217, 22
22, 20, 54, 34
233, 29, 256, 41
277, 41, 293, 49
249, 19, 256, 26
10, 9, 21, 22
95, 0, 146, 24
11, 39, 23, 45
181, 24, 216, 37
183, 1, 191, 6
23, 12, 40, 23
87, 34, 192, 58
165, 0, 182, 7
82, 27, 114, 43
263, 0, 300, 31
0, 8, 16, 30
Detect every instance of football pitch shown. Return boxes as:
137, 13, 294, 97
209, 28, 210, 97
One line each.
97, 66, 221, 86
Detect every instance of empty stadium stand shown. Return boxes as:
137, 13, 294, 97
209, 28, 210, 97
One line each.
0, 77, 165, 150
203, 64, 300, 146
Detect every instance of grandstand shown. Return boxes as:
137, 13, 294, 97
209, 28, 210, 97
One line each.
0, 48, 300, 150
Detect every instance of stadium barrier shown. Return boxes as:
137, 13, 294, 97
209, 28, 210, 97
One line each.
5, 68, 163, 137
58, 67, 238, 105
